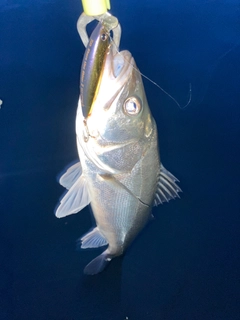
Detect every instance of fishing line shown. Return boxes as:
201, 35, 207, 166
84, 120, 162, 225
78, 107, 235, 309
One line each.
110, 37, 192, 109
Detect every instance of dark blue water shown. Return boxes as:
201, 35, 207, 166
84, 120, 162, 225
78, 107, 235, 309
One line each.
1, 1, 240, 319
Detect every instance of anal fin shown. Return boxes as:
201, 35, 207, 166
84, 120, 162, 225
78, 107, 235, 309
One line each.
80, 227, 108, 249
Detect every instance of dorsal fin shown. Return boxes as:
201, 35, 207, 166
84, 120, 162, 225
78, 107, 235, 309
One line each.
154, 164, 182, 206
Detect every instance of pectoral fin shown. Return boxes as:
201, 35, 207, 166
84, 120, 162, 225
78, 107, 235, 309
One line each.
55, 175, 90, 218
59, 161, 82, 190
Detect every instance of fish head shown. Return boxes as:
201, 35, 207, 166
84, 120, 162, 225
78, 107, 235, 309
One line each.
86, 45, 154, 144
76, 43, 157, 173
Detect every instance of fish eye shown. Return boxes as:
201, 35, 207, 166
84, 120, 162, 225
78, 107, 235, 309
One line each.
123, 97, 142, 115
101, 33, 108, 41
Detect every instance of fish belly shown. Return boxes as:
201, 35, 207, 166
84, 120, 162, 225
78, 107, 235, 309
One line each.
82, 131, 159, 255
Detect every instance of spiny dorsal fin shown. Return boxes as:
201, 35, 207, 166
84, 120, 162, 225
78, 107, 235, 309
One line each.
154, 164, 182, 206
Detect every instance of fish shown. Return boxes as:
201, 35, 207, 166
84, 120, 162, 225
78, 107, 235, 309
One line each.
55, 23, 182, 275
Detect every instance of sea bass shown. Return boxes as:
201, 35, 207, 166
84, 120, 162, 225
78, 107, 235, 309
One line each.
55, 23, 181, 275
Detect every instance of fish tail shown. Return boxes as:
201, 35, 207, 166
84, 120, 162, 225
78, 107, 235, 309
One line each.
84, 250, 112, 275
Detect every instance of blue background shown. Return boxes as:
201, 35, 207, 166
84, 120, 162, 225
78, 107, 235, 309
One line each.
0, 0, 240, 319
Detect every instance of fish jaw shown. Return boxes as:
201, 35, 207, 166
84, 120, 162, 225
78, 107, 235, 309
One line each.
89, 47, 134, 117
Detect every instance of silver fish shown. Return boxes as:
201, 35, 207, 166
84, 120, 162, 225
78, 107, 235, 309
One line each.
55, 41, 181, 275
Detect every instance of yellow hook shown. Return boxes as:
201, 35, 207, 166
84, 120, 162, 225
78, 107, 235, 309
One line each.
81, 0, 111, 16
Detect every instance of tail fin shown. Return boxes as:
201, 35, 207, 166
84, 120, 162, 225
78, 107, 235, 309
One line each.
84, 250, 112, 275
